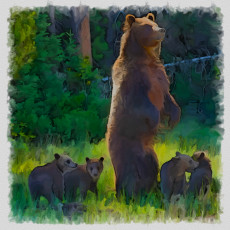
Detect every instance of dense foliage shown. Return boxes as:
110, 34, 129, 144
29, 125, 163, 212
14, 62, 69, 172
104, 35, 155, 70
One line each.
9, 10, 37, 79
9, 11, 110, 144
9, 7, 222, 147
8, 6, 223, 223
90, 9, 113, 75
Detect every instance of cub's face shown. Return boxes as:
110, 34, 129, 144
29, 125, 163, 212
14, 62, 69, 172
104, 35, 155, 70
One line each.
54, 153, 78, 174
173, 152, 199, 173
124, 13, 165, 47
192, 151, 208, 162
86, 157, 104, 181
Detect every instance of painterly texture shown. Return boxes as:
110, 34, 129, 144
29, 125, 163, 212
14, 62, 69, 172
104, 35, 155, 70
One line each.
28, 154, 77, 207
188, 151, 212, 196
64, 157, 104, 201
9, 6, 223, 223
160, 152, 198, 201
107, 13, 180, 197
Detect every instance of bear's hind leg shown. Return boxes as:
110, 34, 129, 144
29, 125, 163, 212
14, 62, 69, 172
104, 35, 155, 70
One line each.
116, 168, 139, 201
111, 139, 157, 197
115, 154, 156, 198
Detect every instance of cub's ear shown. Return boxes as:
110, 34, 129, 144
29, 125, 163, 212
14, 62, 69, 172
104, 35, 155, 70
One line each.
198, 152, 205, 160
54, 153, 60, 160
125, 14, 135, 27
172, 157, 180, 163
100, 157, 104, 162
176, 151, 181, 157
86, 157, 90, 162
146, 13, 155, 21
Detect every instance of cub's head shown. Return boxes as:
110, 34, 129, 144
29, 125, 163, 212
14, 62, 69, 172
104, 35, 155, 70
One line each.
192, 151, 211, 168
192, 151, 210, 162
54, 153, 78, 174
85, 157, 104, 181
172, 151, 199, 173
123, 13, 165, 48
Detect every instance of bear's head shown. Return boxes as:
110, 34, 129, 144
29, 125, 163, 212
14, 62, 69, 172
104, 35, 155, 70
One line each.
172, 151, 199, 173
192, 151, 211, 168
54, 153, 78, 174
85, 157, 104, 181
192, 151, 210, 162
122, 13, 165, 57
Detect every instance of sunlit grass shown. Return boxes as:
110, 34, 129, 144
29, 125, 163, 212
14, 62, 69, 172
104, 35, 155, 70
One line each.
9, 133, 222, 223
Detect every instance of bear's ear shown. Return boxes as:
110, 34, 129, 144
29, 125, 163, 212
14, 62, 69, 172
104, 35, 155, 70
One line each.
54, 153, 60, 160
172, 157, 180, 163
198, 152, 205, 160
147, 13, 155, 21
86, 157, 90, 162
176, 151, 181, 157
100, 157, 104, 162
125, 14, 135, 27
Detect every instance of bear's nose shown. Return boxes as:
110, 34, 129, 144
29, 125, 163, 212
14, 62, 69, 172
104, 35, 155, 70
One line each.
94, 173, 98, 177
159, 28, 166, 33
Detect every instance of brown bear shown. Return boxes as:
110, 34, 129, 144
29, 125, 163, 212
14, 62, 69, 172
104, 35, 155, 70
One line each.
64, 157, 104, 201
28, 153, 77, 208
187, 151, 212, 196
106, 13, 181, 197
160, 152, 199, 201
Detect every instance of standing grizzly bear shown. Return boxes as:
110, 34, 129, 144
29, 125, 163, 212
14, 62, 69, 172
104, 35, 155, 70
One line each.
107, 13, 181, 197
28, 153, 77, 208
160, 152, 199, 201
64, 157, 104, 201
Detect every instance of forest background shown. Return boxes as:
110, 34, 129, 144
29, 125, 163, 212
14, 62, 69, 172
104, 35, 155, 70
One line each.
1, 1, 227, 225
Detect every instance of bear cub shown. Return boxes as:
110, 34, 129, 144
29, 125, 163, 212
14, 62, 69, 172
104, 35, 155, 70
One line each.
28, 153, 77, 208
187, 151, 212, 196
160, 152, 199, 201
64, 157, 104, 201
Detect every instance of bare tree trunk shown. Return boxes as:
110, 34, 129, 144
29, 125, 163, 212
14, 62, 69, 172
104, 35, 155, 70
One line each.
79, 12, 92, 64
70, 6, 92, 64
48, 5, 56, 34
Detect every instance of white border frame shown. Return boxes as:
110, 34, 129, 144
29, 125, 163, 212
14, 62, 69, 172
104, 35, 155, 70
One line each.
1, 0, 229, 229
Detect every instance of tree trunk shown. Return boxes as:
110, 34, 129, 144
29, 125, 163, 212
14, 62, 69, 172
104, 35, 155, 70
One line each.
70, 6, 92, 64
48, 5, 56, 34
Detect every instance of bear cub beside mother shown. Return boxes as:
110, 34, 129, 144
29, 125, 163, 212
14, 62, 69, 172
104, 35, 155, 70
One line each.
28, 153, 77, 208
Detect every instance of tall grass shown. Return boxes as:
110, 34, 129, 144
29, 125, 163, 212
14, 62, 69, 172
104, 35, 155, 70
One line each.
9, 131, 222, 223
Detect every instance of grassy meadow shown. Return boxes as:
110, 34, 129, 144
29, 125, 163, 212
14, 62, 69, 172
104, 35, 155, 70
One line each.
8, 7, 223, 224
9, 120, 222, 224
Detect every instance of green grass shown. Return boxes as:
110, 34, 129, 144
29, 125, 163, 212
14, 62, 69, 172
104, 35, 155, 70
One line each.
9, 133, 222, 223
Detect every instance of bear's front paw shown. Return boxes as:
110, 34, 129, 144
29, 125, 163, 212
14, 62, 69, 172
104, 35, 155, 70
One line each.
168, 107, 181, 128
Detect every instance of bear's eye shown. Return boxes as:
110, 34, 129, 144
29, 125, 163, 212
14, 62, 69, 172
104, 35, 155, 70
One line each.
90, 167, 93, 171
97, 167, 99, 171
66, 160, 70, 164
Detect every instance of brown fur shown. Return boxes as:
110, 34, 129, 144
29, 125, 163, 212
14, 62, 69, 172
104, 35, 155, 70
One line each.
188, 151, 212, 196
160, 152, 199, 201
107, 13, 181, 197
28, 153, 77, 208
64, 157, 104, 201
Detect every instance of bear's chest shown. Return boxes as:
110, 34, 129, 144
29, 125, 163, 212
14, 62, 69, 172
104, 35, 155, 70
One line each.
145, 67, 169, 111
